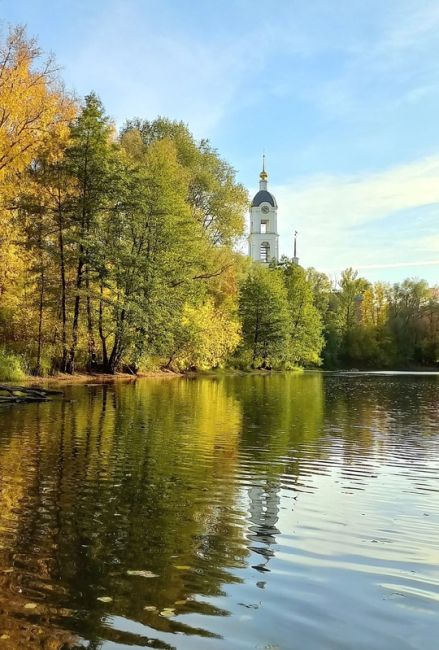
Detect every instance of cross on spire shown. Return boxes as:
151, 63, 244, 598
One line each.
260, 153, 268, 182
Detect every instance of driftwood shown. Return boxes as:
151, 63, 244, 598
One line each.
0, 385, 63, 404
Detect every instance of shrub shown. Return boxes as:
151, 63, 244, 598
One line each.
0, 347, 26, 381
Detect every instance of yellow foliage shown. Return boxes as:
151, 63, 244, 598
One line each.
362, 283, 389, 326
175, 299, 241, 370
0, 26, 76, 189
0, 26, 76, 350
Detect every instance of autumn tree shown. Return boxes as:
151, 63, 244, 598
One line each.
169, 299, 241, 371
0, 25, 74, 184
0, 26, 75, 373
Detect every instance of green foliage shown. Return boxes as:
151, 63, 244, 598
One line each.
121, 117, 248, 247
4, 98, 248, 375
387, 279, 438, 366
0, 26, 437, 376
319, 270, 439, 369
0, 347, 26, 381
237, 259, 325, 370
238, 265, 291, 369
280, 258, 324, 366
306, 267, 333, 319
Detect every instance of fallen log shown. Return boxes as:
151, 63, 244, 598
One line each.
0, 385, 63, 404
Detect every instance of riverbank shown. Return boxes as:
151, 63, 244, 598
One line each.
16, 370, 181, 385
3, 363, 438, 386
1, 366, 305, 386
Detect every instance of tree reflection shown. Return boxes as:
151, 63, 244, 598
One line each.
0, 379, 246, 646
0, 373, 437, 647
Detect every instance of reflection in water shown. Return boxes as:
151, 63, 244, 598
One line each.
0, 373, 438, 649
248, 482, 281, 573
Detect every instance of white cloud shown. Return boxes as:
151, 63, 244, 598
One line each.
276, 156, 439, 227
270, 155, 439, 276
355, 260, 439, 270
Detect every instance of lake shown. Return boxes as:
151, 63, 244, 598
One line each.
0, 372, 438, 649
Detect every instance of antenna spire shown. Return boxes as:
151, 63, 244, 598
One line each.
293, 231, 299, 264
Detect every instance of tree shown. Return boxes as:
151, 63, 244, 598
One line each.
337, 268, 370, 332
306, 267, 333, 319
63, 93, 120, 373
387, 279, 437, 366
280, 259, 324, 366
238, 265, 290, 369
0, 25, 74, 184
169, 299, 241, 371
98, 138, 200, 373
0, 26, 75, 373
320, 268, 370, 368
121, 118, 248, 247
14, 140, 80, 373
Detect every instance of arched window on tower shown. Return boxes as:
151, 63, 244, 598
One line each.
260, 241, 270, 263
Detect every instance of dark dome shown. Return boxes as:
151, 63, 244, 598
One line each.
251, 190, 277, 208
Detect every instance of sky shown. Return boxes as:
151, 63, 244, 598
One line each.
1, 0, 439, 283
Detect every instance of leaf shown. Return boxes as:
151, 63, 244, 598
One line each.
97, 596, 113, 603
24, 602, 38, 609
127, 570, 158, 578
143, 605, 157, 612
174, 565, 191, 570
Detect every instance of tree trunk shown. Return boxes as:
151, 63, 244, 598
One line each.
98, 280, 108, 368
56, 191, 68, 372
35, 261, 45, 376
252, 305, 260, 367
66, 141, 89, 374
106, 308, 126, 373
66, 250, 84, 374
85, 269, 97, 370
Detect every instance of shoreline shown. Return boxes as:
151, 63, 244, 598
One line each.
3, 365, 437, 387
18, 370, 181, 385
5, 367, 299, 386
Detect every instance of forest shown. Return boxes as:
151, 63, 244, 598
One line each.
0, 26, 438, 380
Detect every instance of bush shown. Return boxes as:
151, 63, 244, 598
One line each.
0, 347, 26, 381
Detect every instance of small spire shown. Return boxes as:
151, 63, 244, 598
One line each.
260, 153, 268, 181
293, 231, 299, 264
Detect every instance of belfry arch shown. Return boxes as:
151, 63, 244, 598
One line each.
260, 241, 270, 263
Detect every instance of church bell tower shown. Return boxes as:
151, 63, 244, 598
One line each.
248, 157, 279, 263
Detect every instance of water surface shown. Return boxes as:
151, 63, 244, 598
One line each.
0, 373, 438, 649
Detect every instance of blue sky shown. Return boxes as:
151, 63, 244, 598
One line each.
2, 0, 438, 283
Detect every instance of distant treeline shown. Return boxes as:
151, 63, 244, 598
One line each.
0, 26, 438, 379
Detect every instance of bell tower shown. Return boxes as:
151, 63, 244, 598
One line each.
248, 156, 279, 263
